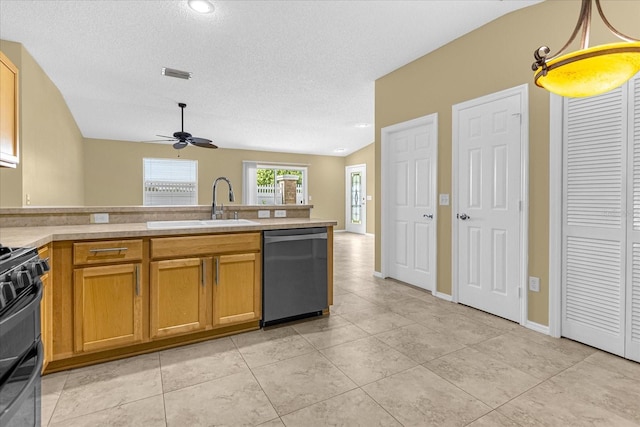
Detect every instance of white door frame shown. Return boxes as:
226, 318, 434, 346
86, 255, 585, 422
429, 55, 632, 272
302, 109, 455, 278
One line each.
549, 94, 563, 337
345, 164, 366, 234
451, 84, 529, 326
381, 113, 438, 296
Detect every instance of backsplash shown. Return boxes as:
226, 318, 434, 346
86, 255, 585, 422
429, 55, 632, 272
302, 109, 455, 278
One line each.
0, 205, 312, 228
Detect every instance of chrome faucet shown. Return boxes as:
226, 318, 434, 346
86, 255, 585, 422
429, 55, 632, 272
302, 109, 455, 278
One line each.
212, 177, 235, 219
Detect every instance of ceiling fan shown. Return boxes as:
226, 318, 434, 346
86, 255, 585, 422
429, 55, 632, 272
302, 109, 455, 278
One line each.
153, 102, 217, 150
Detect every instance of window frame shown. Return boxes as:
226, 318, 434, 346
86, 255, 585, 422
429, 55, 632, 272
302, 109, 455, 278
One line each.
242, 161, 308, 205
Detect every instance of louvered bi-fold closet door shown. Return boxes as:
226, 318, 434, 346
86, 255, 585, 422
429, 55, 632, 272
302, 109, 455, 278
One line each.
627, 77, 640, 362
562, 86, 628, 357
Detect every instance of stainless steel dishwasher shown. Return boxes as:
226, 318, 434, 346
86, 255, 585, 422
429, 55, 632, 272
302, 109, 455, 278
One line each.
262, 227, 328, 326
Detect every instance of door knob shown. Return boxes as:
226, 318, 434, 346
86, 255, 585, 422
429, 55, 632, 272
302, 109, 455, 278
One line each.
457, 213, 470, 220
423, 214, 434, 219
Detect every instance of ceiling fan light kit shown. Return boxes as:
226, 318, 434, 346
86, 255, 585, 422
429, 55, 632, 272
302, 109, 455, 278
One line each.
531, 0, 640, 98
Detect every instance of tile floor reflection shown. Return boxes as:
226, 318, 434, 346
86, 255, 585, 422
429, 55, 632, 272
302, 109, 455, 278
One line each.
42, 233, 640, 426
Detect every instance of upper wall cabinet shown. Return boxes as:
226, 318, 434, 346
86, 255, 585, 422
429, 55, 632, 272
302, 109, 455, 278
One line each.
0, 51, 19, 168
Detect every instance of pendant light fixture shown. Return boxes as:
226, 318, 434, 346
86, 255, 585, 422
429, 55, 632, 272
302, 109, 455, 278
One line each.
532, 0, 640, 98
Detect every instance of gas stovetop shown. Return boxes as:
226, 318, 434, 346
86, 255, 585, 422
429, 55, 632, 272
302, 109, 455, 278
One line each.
0, 245, 48, 314
0, 244, 36, 265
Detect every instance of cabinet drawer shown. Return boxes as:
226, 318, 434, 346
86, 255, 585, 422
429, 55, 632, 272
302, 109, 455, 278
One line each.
150, 233, 260, 259
38, 244, 50, 260
74, 240, 143, 265
38, 244, 51, 280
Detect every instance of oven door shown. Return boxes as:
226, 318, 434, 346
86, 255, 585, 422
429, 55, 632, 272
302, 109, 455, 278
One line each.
0, 341, 42, 427
0, 280, 42, 379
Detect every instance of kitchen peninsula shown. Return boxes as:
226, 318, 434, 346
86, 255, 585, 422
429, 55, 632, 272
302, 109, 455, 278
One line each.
0, 205, 336, 373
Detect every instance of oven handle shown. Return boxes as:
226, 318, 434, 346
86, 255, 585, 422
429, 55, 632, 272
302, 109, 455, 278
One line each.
264, 233, 327, 244
0, 341, 43, 425
0, 280, 43, 336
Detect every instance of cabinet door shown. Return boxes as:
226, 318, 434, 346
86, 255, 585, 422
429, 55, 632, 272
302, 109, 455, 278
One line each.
213, 253, 261, 327
74, 264, 143, 353
150, 258, 209, 339
0, 51, 19, 168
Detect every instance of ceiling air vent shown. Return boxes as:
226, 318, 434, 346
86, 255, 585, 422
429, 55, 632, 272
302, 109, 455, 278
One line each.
161, 67, 192, 80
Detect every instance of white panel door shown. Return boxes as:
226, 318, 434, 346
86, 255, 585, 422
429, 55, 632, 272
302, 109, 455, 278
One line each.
560, 74, 640, 363
383, 115, 437, 291
345, 164, 366, 234
455, 90, 523, 322
627, 77, 640, 362
562, 88, 627, 357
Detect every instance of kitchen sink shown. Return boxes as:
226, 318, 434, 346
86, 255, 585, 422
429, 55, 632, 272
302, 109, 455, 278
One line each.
146, 219, 259, 229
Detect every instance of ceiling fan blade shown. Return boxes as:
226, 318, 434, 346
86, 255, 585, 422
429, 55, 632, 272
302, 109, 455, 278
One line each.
173, 141, 188, 149
156, 134, 176, 139
141, 139, 176, 144
188, 137, 212, 144
193, 142, 218, 149
190, 137, 218, 149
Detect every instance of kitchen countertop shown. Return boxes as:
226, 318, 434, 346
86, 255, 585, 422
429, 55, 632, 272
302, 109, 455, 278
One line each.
0, 218, 337, 248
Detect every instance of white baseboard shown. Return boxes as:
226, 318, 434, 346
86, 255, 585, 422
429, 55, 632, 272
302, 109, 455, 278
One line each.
335, 229, 374, 237
524, 320, 550, 335
434, 291, 453, 302
373, 271, 384, 278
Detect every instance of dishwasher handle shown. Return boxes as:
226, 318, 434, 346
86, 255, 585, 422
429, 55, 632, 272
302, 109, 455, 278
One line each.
264, 233, 327, 244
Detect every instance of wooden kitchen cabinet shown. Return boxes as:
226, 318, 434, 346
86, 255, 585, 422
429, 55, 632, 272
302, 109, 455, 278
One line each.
0, 51, 19, 168
48, 232, 267, 372
149, 257, 209, 338
73, 239, 143, 265
150, 232, 261, 331
213, 253, 261, 327
150, 233, 260, 258
39, 245, 53, 373
73, 263, 143, 353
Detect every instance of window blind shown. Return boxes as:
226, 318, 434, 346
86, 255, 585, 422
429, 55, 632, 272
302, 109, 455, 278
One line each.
143, 158, 197, 205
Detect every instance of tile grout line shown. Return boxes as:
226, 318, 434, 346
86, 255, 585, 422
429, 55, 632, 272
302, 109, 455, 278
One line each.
469, 353, 588, 425
42, 372, 70, 427
158, 352, 169, 426
358, 377, 408, 427
230, 332, 281, 422
50, 353, 165, 426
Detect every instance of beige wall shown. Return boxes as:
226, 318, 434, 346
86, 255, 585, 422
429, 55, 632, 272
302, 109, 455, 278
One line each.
345, 143, 375, 234
84, 138, 346, 228
374, 0, 640, 325
0, 40, 84, 207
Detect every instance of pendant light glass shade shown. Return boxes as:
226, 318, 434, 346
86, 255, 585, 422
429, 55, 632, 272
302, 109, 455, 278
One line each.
532, 0, 640, 98
535, 42, 640, 97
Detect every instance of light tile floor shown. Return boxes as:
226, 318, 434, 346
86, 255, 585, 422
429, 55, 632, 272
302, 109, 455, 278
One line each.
42, 232, 640, 426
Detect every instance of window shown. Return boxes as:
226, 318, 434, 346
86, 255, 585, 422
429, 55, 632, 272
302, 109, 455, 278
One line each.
242, 161, 308, 205
143, 158, 197, 205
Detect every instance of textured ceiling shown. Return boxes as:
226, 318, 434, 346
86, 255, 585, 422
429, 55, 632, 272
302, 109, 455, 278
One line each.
0, 0, 541, 156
